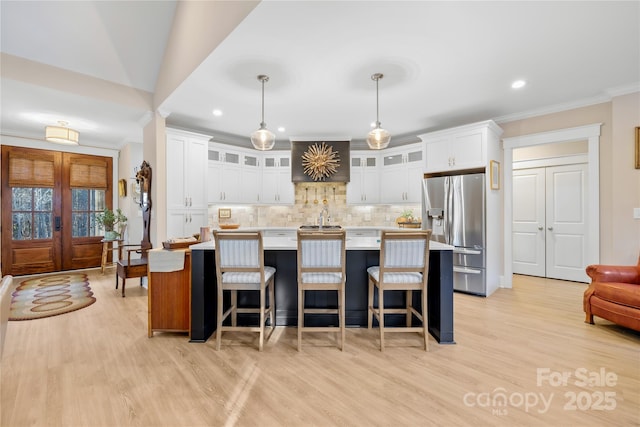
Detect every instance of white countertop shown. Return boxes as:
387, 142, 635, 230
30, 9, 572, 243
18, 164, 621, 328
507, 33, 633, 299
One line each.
211, 225, 410, 231
190, 235, 453, 251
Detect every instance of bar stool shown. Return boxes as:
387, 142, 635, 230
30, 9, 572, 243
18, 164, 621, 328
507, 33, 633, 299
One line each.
297, 229, 347, 351
100, 237, 123, 274
367, 230, 432, 351
213, 231, 275, 351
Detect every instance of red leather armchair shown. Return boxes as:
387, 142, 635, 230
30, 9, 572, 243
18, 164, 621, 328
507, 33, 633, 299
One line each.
584, 257, 640, 332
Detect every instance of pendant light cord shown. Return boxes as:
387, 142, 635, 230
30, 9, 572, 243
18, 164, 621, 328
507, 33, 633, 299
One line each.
371, 73, 383, 127
261, 78, 265, 126
375, 77, 380, 125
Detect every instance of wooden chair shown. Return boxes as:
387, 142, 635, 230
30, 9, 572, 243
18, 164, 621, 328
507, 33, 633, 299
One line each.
213, 230, 275, 351
367, 230, 432, 351
297, 229, 347, 351
116, 161, 152, 297
116, 242, 150, 297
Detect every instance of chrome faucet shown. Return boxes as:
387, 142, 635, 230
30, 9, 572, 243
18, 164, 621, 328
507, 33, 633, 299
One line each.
319, 206, 330, 228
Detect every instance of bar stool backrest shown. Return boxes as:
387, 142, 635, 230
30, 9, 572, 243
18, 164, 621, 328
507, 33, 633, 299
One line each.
214, 231, 266, 283
298, 230, 346, 271
298, 230, 346, 272
217, 235, 261, 269
379, 231, 431, 280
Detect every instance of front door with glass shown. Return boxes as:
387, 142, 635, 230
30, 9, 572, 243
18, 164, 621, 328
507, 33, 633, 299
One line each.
1, 146, 113, 275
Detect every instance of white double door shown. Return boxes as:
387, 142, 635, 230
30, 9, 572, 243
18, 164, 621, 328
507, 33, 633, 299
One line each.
512, 163, 589, 282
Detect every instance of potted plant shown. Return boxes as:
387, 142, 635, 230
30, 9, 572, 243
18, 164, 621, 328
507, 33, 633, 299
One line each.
396, 209, 421, 228
96, 208, 127, 240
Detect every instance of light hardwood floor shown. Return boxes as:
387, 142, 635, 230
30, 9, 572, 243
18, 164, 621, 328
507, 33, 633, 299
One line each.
1, 269, 638, 426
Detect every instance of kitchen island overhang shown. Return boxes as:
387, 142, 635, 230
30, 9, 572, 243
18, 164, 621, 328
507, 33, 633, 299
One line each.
189, 236, 455, 344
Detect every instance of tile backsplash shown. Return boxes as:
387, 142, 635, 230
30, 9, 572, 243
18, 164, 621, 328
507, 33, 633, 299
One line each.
208, 183, 420, 228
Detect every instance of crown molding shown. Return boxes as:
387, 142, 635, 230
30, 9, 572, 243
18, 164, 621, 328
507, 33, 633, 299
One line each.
606, 82, 640, 97
494, 84, 640, 125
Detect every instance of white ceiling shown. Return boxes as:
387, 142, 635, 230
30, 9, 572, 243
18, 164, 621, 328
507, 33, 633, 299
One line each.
1, 1, 639, 151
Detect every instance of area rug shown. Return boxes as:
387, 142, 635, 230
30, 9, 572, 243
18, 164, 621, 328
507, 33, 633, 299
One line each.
9, 273, 96, 321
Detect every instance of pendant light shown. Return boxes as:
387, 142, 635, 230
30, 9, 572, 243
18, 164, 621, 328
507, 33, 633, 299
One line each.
250, 74, 276, 150
45, 120, 79, 145
366, 73, 391, 150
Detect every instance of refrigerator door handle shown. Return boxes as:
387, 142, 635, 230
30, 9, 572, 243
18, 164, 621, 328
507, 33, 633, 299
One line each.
444, 177, 452, 244
454, 248, 482, 255
453, 266, 482, 274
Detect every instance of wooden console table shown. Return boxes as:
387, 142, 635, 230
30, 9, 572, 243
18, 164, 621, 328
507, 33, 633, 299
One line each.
148, 249, 191, 337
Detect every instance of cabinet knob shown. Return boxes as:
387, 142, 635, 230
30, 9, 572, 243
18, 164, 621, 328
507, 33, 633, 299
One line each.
538, 226, 543, 230
548, 226, 553, 231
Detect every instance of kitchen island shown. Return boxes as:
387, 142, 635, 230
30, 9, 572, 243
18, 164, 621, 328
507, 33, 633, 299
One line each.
189, 232, 455, 344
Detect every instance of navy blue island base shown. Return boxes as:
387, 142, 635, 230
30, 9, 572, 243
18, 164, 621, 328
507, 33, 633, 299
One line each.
189, 241, 455, 345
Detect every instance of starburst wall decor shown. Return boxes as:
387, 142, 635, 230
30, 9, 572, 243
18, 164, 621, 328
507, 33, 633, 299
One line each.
301, 142, 341, 181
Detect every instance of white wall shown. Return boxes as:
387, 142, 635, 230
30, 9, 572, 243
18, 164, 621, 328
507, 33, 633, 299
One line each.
610, 92, 640, 263
501, 92, 640, 265
117, 142, 143, 244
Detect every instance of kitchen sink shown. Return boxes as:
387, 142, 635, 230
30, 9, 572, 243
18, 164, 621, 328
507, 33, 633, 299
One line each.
299, 225, 342, 230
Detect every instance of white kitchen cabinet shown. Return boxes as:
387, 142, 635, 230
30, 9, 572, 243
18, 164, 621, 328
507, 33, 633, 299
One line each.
207, 146, 242, 203
262, 153, 294, 204
379, 143, 424, 204
166, 129, 208, 211
167, 209, 207, 239
420, 120, 502, 173
207, 161, 222, 203
210, 150, 260, 204
166, 129, 208, 238
241, 153, 261, 203
347, 152, 380, 204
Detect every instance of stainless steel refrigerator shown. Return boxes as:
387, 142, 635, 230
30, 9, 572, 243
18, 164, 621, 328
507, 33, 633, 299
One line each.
422, 172, 486, 296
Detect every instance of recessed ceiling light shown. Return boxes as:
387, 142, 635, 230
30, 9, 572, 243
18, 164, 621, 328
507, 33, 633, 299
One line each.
277, 127, 286, 132
511, 80, 526, 89
212, 109, 223, 116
